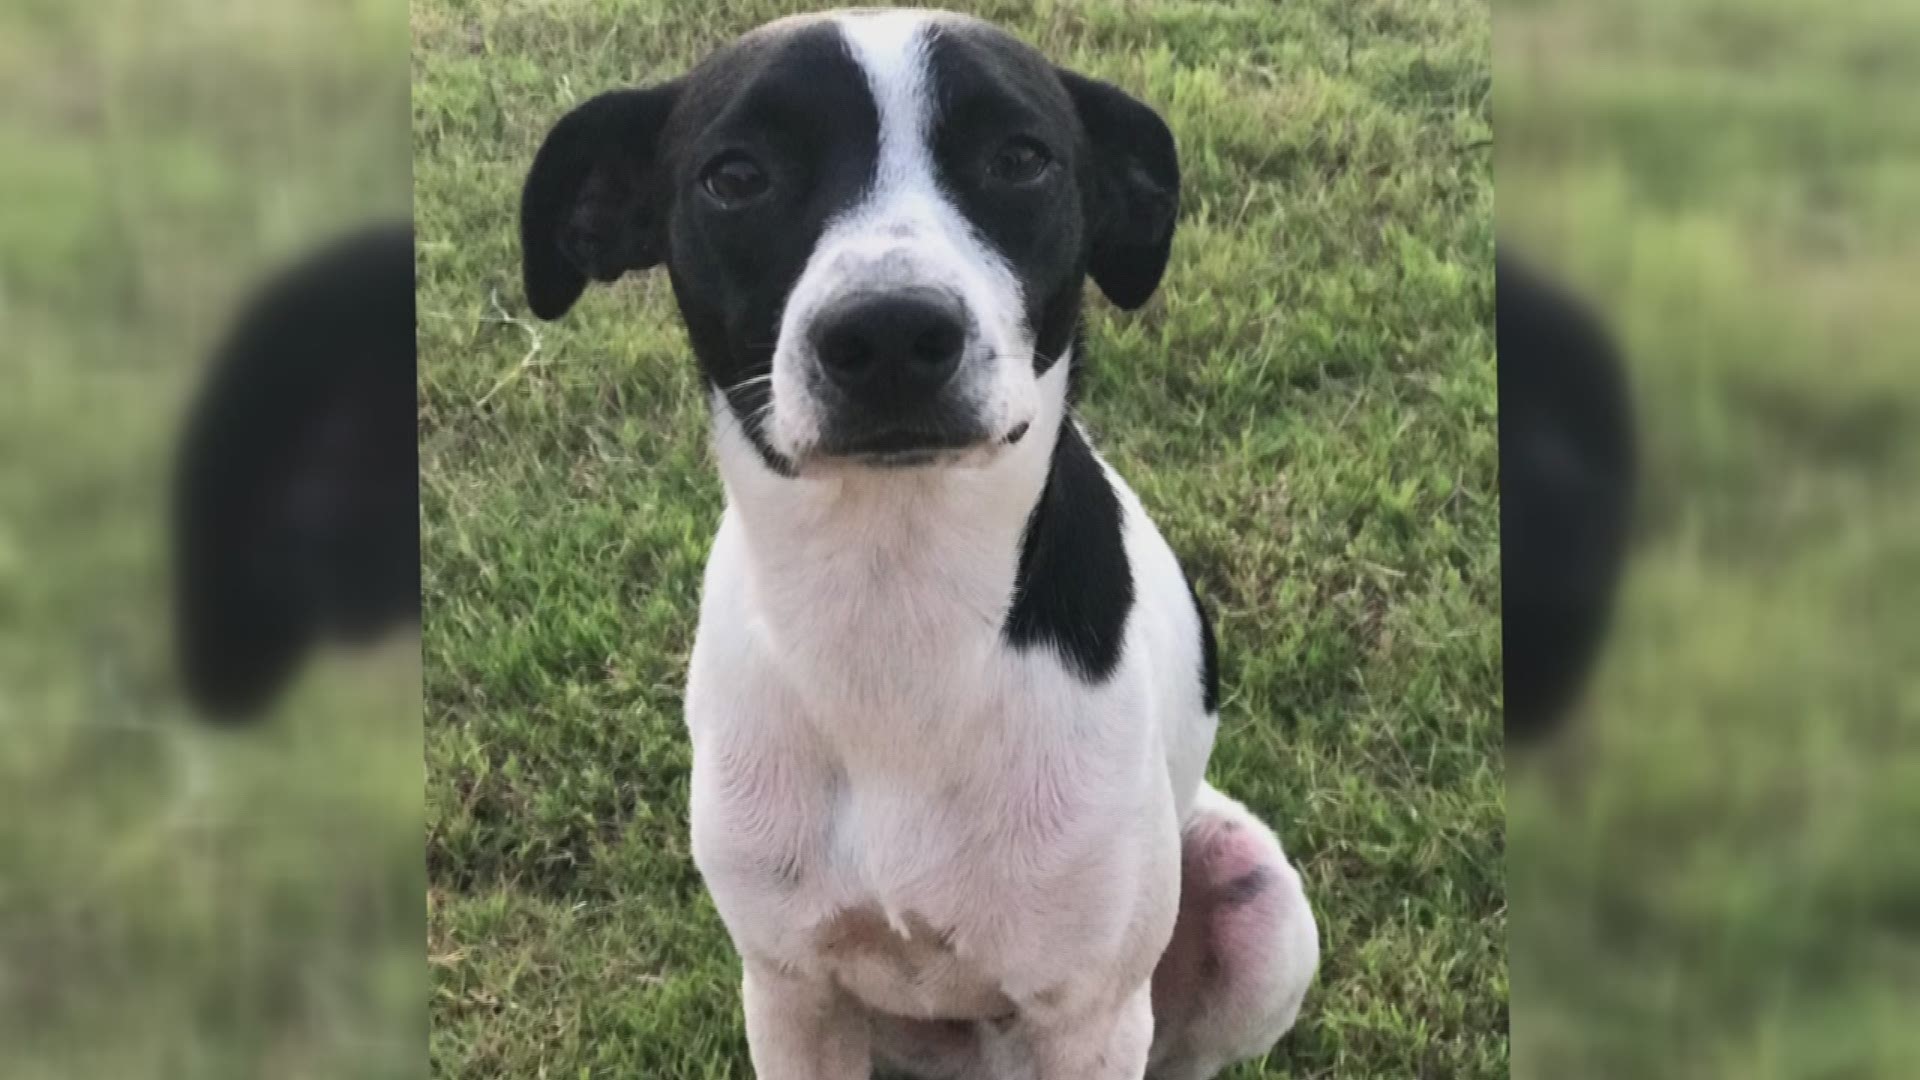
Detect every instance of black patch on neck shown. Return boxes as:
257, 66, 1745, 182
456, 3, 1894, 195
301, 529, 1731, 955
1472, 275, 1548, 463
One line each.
1003, 419, 1133, 682
1184, 574, 1220, 714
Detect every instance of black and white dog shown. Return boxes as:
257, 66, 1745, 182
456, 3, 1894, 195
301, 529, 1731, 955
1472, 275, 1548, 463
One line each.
521, 11, 1316, 1078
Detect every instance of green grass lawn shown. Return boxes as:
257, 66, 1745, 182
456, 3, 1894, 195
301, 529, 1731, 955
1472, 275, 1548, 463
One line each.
415, 1, 1501, 1076
1500, 1, 1920, 1076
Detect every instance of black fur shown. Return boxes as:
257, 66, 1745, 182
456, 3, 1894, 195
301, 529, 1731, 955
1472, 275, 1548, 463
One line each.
173, 224, 419, 721
520, 86, 681, 321
1053, 67, 1179, 313
1498, 251, 1635, 743
1004, 421, 1135, 683
666, 27, 885, 470
521, 26, 879, 471
1185, 575, 1221, 714
924, 26, 1179, 367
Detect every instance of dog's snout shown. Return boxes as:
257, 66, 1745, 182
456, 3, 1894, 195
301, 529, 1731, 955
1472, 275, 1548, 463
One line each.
811, 290, 965, 400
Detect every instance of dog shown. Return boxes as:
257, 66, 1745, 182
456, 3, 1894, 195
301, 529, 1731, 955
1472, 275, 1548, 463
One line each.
1496, 251, 1635, 744
519, 11, 1318, 1078
173, 223, 419, 721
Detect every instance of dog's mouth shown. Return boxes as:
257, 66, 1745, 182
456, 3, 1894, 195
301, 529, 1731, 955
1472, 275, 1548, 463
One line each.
818, 427, 982, 469
814, 417, 1031, 469
828, 424, 976, 457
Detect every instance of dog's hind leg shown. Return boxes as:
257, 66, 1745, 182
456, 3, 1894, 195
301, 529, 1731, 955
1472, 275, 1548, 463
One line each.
869, 784, 1317, 1080
1146, 783, 1319, 1080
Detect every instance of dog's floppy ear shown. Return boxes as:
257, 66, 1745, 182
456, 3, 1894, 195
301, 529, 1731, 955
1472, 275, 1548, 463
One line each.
520, 84, 680, 320
174, 224, 419, 722
1057, 69, 1180, 310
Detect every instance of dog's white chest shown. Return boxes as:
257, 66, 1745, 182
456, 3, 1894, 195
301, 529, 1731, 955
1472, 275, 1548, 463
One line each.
691, 678, 1138, 1018
685, 442, 1207, 1024
794, 785, 1021, 1020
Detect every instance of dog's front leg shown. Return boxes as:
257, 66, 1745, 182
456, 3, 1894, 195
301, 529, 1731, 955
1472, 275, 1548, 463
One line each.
742, 958, 870, 1080
1016, 981, 1155, 1080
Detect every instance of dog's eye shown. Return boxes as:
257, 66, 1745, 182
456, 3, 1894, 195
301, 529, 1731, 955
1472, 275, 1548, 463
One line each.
700, 153, 770, 207
987, 138, 1053, 185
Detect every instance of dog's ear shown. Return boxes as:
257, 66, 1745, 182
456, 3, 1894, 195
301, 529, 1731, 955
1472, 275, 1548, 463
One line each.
520, 84, 681, 320
174, 224, 420, 722
1057, 69, 1180, 311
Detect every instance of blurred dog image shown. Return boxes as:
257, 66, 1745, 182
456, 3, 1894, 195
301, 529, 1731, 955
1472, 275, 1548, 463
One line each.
1497, 252, 1635, 744
173, 224, 420, 721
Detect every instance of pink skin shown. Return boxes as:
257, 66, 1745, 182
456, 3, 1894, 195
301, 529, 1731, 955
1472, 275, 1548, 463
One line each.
871, 802, 1309, 1080
1145, 805, 1302, 1078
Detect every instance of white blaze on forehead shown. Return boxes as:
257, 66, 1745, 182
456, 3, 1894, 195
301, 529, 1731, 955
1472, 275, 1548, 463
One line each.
827, 9, 1028, 333
760, 9, 1043, 462
834, 9, 937, 195
826, 9, 1019, 298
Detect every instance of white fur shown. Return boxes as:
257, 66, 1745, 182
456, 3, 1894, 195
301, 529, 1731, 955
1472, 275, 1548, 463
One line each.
768, 10, 1037, 466
696, 366, 1201, 1076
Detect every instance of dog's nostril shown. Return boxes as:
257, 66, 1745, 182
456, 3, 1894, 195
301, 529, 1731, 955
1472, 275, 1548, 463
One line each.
910, 322, 963, 370
812, 290, 965, 395
819, 326, 876, 376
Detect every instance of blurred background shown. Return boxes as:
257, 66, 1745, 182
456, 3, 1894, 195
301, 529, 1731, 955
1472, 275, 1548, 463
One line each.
1499, 0, 1920, 1075
0, 0, 420, 1077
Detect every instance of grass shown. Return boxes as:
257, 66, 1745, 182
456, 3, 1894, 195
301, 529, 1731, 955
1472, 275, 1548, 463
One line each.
416, 1, 1500, 1076
0, 1, 420, 1077
1499, 0, 1920, 1076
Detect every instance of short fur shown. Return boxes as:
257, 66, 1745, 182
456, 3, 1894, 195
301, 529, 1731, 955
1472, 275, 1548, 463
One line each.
520, 11, 1317, 1077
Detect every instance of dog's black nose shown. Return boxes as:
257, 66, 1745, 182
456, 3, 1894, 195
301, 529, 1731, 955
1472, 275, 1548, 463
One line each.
811, 290, 965, 400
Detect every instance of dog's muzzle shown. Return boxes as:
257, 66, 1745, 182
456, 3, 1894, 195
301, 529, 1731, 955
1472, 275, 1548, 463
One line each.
806, 287, 989, 459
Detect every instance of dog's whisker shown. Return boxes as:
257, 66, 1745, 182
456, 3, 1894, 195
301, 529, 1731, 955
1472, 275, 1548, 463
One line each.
721, 372, 776, 398
741, 396, 779, 430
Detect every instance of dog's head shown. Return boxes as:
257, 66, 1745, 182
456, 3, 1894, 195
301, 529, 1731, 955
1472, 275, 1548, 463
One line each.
520, 9, 1178, 473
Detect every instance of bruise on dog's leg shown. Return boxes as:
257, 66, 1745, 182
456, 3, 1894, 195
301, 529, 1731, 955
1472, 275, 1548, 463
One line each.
1148, 788, 1319, 1080
1218, 866, 1272, 906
